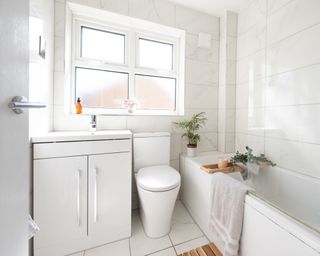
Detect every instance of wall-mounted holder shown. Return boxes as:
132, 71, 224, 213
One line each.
8, 96, 46, 114
39, 35, 46, 59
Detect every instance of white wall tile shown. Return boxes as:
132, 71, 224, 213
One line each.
236, 108, 265, 136
267, 0, 320, 45
265, 138, 320, 179
237, 21, 266, 59
267, 23, 320, 77
226, 11, 238, 37
185, 60, 219, 85
129, 0, 175, 26
265, 106, 299, 141
175, 5, 219, 39
54, 36, 65, 72
185, 85, 218, 109
236, 79, 266, 109
266, 64, 320, 106
186, 34, 219, 63
101, 0, 129, 15
197, 132, 218, 152
236, 0, 320, 186
267, 0, 294, 15
297, 105, 320, 145
235, 133, 265, 154
238, 0, 267, 35
237, 49, 265, 84
54, 1, 65, 37
53, 71, 65, 105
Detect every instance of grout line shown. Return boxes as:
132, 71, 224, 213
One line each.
167, 233, 178, 255
178, 200, 211, 242
143, 246, 174, 256
173, 235, 207, 247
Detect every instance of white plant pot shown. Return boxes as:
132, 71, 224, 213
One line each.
187, 146, 197, 157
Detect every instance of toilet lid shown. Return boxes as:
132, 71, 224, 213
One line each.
137, 165, 181, 192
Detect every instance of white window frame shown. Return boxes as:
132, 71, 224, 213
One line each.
66, 2, 185, 116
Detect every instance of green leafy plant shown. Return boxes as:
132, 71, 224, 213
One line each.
173, 112, 207, 146
230, 146, 276, 167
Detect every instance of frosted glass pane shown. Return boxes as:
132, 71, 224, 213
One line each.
81, 27, 125, 64
139, 38, 173, 70
76, 67, 128, 109
135, 74, 176, 110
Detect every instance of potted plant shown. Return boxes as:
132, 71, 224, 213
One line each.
174, 112, 207, 157
230, 146, 275, 178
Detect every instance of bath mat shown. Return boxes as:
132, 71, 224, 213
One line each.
178, 242, 222, 256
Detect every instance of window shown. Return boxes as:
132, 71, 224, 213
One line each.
67, 3, 185, 115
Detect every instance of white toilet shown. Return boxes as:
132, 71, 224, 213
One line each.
133, 132, 181, 238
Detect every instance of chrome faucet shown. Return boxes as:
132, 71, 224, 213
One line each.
90, 115, 97, 132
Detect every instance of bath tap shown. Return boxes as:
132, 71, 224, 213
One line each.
90, 115, 97, 132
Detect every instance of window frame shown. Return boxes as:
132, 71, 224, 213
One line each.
67, 3, 185, 116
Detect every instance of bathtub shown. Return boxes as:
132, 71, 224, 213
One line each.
180, 151, 320, 256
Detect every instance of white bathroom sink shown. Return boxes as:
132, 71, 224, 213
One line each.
31, 130, 132, 143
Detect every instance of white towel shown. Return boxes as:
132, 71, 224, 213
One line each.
209, 172, 251, 256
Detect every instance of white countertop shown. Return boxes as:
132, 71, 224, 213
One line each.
31, 130, 132, 143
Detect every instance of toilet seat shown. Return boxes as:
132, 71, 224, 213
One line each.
137, 165, 181, 192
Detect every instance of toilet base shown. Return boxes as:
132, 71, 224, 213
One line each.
138, 185, 180, 238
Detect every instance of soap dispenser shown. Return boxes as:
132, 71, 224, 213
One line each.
75, 97, 82, 114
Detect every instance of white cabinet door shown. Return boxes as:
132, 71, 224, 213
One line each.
34, 156, 87, 249
88, 152, 131, 240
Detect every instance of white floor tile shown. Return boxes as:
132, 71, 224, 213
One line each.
174, 236, 210, 255
148, 247, 177, 256
68, 252, 84, 256
84, 239, 130, 256
169, 201, 204, 245
130, 211, 172, 256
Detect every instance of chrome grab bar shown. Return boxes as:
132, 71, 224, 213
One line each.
8, 96, 46, 114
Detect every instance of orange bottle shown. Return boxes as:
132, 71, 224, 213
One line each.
75, 97, 82, 114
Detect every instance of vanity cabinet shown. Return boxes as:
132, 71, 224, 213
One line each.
32, 131, 132, 256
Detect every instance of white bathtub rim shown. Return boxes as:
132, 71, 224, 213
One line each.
245, 195, 320, 253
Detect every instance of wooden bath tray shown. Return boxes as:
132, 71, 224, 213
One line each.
178, 242, 222, 256
201, 162, 242, 174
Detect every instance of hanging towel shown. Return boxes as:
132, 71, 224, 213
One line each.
209, 172, 252, 256
28, 215, 40, 239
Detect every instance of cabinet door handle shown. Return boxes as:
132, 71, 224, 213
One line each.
77, 169, 81, 226
93, 168, 98, 223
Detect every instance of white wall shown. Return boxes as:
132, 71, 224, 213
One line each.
29, 0, 54, 136
53, 0, 220, 173
236, 0, 320, 181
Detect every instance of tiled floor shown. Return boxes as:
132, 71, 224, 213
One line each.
69, 200, 209, 256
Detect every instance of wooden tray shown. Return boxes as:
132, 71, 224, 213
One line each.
200, 163, 242, 174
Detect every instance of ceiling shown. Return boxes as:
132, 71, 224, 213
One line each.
168, 0, 248, 16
